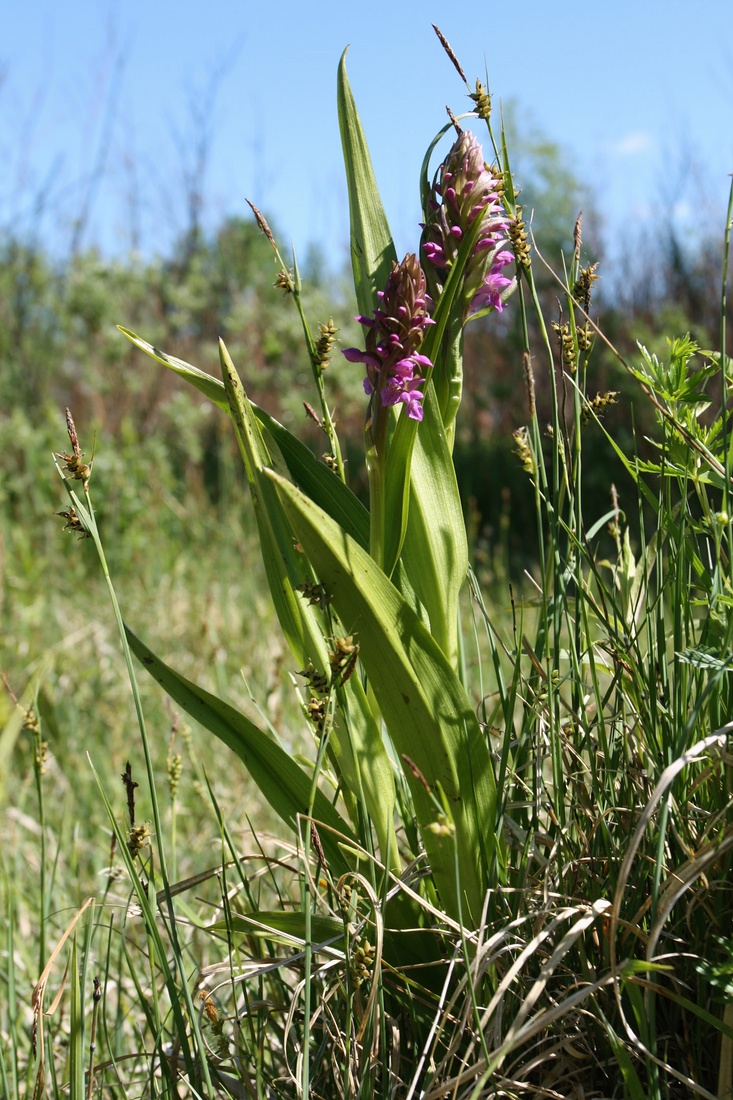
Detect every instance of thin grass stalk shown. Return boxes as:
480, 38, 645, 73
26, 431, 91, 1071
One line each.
60, 478, 212, 1092
300, 688, 338, 1100
2, 881, 19, 1099
525, 258, 570, 836
29, 692, 49, 978
69, 935, 84, 1100
720, 178, 733, 526
718, 182, 733, 721
567, 250, 588, 732
97, 915, 122, 1095
0, 1037, 10, 1100
246, 202, 345, 483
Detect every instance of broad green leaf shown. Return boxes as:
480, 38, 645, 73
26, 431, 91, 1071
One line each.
212, 911, 345, 946
338, 670, 400, 872
117, 328, 395, 858
220, 341, 397, 864
220, 339, 330, 674
118, 327, 370, 548
269, 471, 498, 922
118, 330, 397, 857
118, 326, 230, 412
125, 626, 353, 876
337, 49, 397, 318
400, 384, 468, 664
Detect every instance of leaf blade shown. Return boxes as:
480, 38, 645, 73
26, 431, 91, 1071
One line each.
270, 471, 498, 920
337, 49, 398, 318
125, 626, 353, 875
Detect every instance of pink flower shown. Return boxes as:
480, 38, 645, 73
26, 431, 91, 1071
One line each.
422, 130, 515, 318
342, 254, 434, 422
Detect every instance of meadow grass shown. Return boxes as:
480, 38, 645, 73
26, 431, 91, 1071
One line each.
3, 36, 733, 1100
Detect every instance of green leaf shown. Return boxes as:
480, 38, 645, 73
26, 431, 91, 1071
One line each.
220, 341, 397, 864
400, 383, 468, 663
337, 49, 397, 318
125, 626, 354, 876
213, 911, 345, 946
338, 671, 400, 871
220, 339, 330, 673
258, 405, 369, 550
118, 329, 396, 863
602, 1016, 647, 1100
118, 326, 370, 548
117, 326, 229, 412
269, 470, 498, 922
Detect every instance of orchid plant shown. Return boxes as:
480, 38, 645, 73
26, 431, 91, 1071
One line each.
110, 49, 518, 929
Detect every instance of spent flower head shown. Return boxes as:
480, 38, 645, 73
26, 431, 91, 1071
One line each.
342, 254, 434, 423
422, 129, 514, 319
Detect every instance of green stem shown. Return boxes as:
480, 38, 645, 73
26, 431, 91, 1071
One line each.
366, 401, 389, 570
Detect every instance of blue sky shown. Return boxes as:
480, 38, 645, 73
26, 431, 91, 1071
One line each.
2, 0, 731, 267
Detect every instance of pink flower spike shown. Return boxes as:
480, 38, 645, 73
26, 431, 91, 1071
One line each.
343, 254, 434, 425
421, 128, 515, 320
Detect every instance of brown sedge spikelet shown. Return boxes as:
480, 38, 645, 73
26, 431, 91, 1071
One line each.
522, 351, 536, 420
578, 322, 594, 352
573, 262, 600, 312
513, 426, 534, 474
127, 822, 151, 858
349, 937, 376, 987
298, 660, 329, 696
509, 208, 531, 269
583, 391, 619, 424
295, 580, 331, 611
552, 320, 577, 373
55, 408, 92, 487
246, 199, 277, 250
314, 317, 338, 370
304, 696, 327, 736
56, 505, 90, 539
310, 821, 328, 880
274, 267, 294, 294
469, 78, 492, 121
431, 25, 467, 84
166, 734, 182, 801
329, 636, 359, 686
303, 401, 324, 429
199, 992, 229, 1059
573, 211, 583, 264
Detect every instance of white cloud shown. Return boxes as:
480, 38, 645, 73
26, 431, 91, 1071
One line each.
610, 131, 655, 157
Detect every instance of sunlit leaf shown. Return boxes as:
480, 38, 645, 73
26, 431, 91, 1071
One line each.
270, 470, 498, 921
